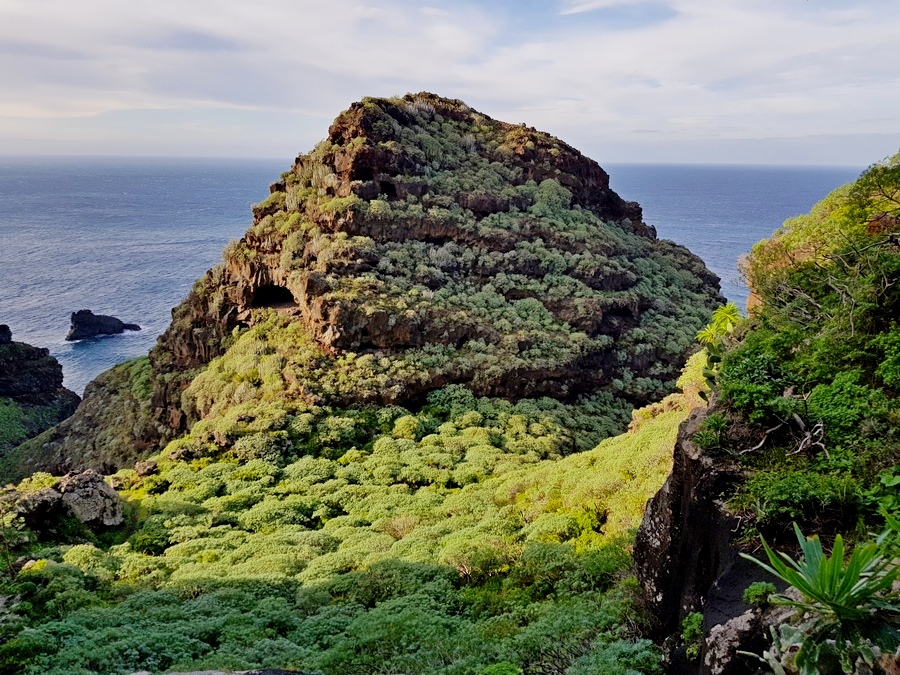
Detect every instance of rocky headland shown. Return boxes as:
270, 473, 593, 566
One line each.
7, 92, 722, 481
0, 326, 80, 458
0, 94, 732, 674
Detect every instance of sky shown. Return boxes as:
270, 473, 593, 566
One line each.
1, 0, 898, 164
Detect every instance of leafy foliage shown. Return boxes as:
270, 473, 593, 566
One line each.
716, 153, 900, 537
0, 360, 706, 673
742, 581, 777, 607
741, 522, 899, 674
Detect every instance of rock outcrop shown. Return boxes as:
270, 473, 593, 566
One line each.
66, 309, 141, 341
0, 328, 80, 457
15, 469, 123, 533
149, 92, 723, 435
0, 357, 165, 483
634, 403, 744, 639
14, 93, 723, 478
57, 469, 124, 526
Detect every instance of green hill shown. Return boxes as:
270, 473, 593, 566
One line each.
0, 93, 727, 674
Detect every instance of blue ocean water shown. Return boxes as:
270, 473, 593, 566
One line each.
0, 157, 283, 394
606, 164, 861, 306
0, 158, 861, 395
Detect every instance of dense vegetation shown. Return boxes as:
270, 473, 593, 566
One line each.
705, 151, 900, 542
0, 94, 730, 674
149, 92, 720, 440
0, 349, 707, 674
689, 153, 900, 673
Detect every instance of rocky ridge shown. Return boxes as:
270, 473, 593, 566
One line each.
4, 92, 721, 481
150, 92, 722, 437
0, 327, 80, 458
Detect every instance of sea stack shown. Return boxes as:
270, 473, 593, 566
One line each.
66, 309, 141, 341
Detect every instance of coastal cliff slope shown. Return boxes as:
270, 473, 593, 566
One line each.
0, 327, 79, 458
5, 92, 722, 481
634, 151, 900, 674
0, 94, 728, 674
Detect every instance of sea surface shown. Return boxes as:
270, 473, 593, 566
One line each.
0, 158, 861, 395
607, 164, 861, 305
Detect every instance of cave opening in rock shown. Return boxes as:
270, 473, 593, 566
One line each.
379, 180, 397, 199
251, 284, 296, 309
352, 166, 375, 181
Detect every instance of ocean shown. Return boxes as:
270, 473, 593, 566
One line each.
0, 158, 861, 395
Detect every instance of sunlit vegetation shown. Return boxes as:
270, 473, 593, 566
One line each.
707, 151, 900, 541
0, 353, 702, 673
0, 94, 730, 674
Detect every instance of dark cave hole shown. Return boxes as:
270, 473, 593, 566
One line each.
379, 181, 397, 199
352, 166, 375, 181
251, 284, 296, 308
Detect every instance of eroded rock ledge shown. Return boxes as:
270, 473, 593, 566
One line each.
0, 327, 80, 458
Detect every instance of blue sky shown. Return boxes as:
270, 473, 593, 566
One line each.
1, 0, 898, 164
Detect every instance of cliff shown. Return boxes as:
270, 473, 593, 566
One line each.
633, 152, 900, 674
12, 93, 722, 478
151, 93, 720, 426
0, 357, 166, 483
0, 326, 80, 461
0, 95, 729, 674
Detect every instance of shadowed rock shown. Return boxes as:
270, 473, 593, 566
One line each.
15, 469, 123, 532
0, 330, 80, 458
66, 309, 141, 341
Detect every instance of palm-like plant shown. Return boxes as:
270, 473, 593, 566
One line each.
740, 518, 900, 674
696, 302, 743, 397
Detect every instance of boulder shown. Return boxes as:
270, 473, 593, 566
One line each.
66, 309, 141, 341
0, 324, 10, 344
57, 469, 124, 526
14, 470, 124, 536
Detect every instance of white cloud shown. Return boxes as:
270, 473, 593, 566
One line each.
0, 0, 898, 163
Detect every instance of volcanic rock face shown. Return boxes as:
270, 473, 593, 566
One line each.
634, 403, 742, 637
150, 92, 723, 434
0, 357, 165, 483
0, 329, 80, 457
13, 93, 722, 478
66, 309, 141, 341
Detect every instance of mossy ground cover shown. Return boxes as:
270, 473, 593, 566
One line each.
0, 354, 698, 674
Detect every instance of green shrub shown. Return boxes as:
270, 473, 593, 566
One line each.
680, 612, 704, 661
741, 522, 900, 674
742, 581, 777, 607
743, 471, 860, 536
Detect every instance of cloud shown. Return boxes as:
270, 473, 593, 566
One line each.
0, 0, 898, 163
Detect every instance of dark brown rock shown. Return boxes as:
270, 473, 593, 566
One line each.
134, 460, 158, 476
0, 340, 65, 401
0, 336, 80, 458
634, 403, 743, 637
0, 325, 11, 344
66, 309, 141, 341
1, 357, 166, 483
